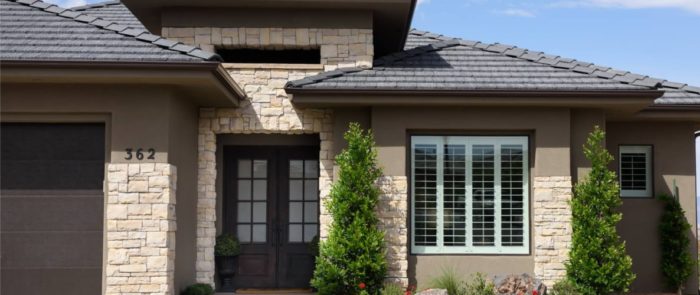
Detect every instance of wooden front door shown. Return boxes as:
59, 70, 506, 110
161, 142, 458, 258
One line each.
224, 146, 319, 289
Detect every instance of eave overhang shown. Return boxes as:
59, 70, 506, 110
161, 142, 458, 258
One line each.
0, 60, 245, 107
286, 88, 663, 110
120, 0, 416, 57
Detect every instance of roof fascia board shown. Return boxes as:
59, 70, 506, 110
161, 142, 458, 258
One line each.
289, 90, 661, 108
0, 60, 243, 106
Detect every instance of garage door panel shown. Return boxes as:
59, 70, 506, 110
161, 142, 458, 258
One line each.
1, 191, 103, 231
1, 123, 105, 295
1, 160, 105, 189
1, 123, 105, 190
1, 231, 103, 268
1, 269, 102, 295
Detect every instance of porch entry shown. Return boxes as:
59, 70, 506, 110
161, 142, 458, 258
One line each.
224, 146, 319, 289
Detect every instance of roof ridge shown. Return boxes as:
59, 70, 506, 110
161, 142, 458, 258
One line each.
9, 0, 221, 62
288, 38, 463, 87
408, 29, 700, 95
71, 0, 121, 11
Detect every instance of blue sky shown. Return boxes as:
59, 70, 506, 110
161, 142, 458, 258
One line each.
412, 0, 700, 86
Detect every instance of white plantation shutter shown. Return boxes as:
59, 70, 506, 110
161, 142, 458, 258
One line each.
619, 146, 652, 198
411, 136, 529, 254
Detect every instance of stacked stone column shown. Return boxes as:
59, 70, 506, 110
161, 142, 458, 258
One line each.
105, 163, 177, 295
533, 176, 573, 287
377, 176, 409, 286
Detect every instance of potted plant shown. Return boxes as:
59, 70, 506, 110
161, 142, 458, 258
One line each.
215, 233, 240, 292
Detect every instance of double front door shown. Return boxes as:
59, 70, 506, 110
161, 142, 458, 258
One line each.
224, 146, 319, 289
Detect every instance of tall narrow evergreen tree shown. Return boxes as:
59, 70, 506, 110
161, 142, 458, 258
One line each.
311, 123, 387, 295
659, 194, 694, 295
566, 126, 635, 295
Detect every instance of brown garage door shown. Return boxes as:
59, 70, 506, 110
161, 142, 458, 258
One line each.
1, 123, 105, 295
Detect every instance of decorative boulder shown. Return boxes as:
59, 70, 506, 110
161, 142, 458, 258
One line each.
493, 273, 546, 295
416, 289, 449, 295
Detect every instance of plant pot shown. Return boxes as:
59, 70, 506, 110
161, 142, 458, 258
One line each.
216, 255, 237, 292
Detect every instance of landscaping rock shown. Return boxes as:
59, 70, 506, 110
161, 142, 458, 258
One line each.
416, 288, 448, 295
493, 273, 546, 295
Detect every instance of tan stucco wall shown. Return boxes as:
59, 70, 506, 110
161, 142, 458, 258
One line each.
606, 121, 698, 294
1, 84, 175, 162
570, 109, 606, 182
369, 106, 573, 285
370, 106, 571, 177
1, 83, 202, 294
167, 98, 200, 291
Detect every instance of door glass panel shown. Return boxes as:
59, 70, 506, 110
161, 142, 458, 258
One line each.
304, 180, 318, 200
238, 180, 251, 200
237, 202, 251, 223
252, 225, 266, 242
253, 160, 267, 178
304, 202, 318, 223
304, 225, 318, 242
304, 160, 318, 178
289, 180, 303, 200
253, 180, 267, 200
289, 202, 303, 223
236, 158, 267, 244
238, 225, 251, 242
289, 224, 303, 242
253, 202, 266, 223
238, 160, 251, 178
289, 160, 303, 178
288, 159, 320, 243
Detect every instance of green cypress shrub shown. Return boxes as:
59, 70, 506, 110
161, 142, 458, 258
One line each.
659, 194, 695, 294
565, 126, 635, 295
311, 123, 387, 295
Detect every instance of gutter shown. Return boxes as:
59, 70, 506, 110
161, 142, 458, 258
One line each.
0, 59, 246, 103
286, 88, 663, 107
399, 0, 418, 52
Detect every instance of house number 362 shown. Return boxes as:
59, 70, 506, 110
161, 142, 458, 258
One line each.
125, 148, 156, 160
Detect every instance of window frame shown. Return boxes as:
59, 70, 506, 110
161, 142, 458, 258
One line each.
410, 135, 530, 255
618, 145, 653, 198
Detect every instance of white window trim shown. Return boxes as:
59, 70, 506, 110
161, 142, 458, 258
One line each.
410, 136, 530, 255
619, 145, 653, 198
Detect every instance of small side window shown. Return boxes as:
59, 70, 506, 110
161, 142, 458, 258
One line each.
619, 145, 652, 197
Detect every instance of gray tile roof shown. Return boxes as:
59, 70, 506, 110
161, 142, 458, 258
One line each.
72, 0, 145, 31
288, 29, 700, 105
0, 0, 220, 62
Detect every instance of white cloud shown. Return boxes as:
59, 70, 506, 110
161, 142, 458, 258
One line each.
553, 0, 700, 14
417, 0, 431, 5
498, 8, 536, 17
44, 0, 88, 8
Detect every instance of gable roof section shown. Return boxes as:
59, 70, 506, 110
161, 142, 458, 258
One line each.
286, 30, 700, 106
72, 0, 145, 31
0, 0, 220, 62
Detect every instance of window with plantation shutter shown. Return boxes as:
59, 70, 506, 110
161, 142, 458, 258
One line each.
411, 136, 529, 254
619, 145, 652, 198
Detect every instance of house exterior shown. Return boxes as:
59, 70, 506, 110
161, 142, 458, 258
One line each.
0, 0, 698, 294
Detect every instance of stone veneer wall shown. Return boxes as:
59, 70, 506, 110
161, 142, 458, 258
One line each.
377, 176, 409, 286
166, 25, 390, 286
105, 163, 177, 295
533, 176, 573, 286
194, 67, 335, 284
162, 27, 373, 70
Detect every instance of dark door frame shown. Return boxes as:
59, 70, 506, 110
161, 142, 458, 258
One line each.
222, 145, 319, 289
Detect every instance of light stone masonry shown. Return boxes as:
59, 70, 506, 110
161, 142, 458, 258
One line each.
377, 176, 409, 286
533, 176, 573, 287
162, 27, 374, 71
106, 163, 177, 295
195, 67, 334, 285
191, 25, 376, 286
